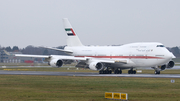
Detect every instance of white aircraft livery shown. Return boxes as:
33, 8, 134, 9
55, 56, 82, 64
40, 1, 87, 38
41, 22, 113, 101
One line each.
16, 18, 176, 74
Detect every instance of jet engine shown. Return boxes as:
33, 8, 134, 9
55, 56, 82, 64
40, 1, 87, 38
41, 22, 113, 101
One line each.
49, 59, 63, 67
159, 65, 166, 71
167, 61, 174, 68
158, 61, 175, 70
89, 62, 104, 71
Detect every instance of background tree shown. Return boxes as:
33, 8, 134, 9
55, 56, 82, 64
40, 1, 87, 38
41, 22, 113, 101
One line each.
170, 46, 180, 57
12, 46, 19, 52
5, 46, 12, 52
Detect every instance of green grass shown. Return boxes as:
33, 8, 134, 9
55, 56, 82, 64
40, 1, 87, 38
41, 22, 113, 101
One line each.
0, 67, 180, 101
0, 75, 179, 101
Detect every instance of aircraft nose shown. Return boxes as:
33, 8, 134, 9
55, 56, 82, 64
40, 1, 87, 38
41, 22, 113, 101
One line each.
167, 52, 176, 59
170, 52, 176, 58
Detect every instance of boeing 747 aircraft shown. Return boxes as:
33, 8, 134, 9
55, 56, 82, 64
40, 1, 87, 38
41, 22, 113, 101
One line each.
16, 18, 175, 74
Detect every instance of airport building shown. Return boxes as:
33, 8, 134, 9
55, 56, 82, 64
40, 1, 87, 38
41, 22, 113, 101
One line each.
0, 50, 42, 63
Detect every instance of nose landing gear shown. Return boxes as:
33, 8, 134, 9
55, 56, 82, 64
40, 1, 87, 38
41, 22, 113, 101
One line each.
151, 67, 161, 74
155, 71, 160, 74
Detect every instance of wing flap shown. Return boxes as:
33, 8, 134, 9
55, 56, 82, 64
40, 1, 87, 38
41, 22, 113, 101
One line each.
50, 55, 86, 60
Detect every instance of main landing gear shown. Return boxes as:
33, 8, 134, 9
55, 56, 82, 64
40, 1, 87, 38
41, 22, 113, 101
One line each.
114, 69, 122, 74
99, 68, 122, 74
99, 68, 137, 74
99, 69, 112, 74
128, 69, 136, 74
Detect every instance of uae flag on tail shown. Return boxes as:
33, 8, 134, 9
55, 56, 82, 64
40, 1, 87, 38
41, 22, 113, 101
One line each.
65, 28, 76, 36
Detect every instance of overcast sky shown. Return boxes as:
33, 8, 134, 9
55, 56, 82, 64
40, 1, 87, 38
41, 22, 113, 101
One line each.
0, 0, 180, 48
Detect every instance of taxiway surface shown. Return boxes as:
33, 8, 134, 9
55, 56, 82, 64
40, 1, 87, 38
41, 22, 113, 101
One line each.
0, 70, 180, 78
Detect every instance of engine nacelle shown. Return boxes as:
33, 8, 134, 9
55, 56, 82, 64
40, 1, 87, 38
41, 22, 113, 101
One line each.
49, 59, 63, 67
159, 65, 166, 71
158, 61, 175, 70
167, 61, 174, 68
89, 62, 104, 71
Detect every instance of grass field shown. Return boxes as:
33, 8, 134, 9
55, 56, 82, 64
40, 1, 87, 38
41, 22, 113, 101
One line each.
0, 58, 179, 100
0, 67, 180, 101
0, 75, 179, 101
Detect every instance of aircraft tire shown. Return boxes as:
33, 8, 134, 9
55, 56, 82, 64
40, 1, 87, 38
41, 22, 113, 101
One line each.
99, 70, 112, 74
133, 70, 136, 74
128, 70, 130, 74
114, 69, 122, 74
119, 70, 122, 74
128, 70, 132, 74
155, 71, 160, 75
109, 70, 112, 74
154, 71, 156, 74
103, 70, 107, 74
117, 70, 120, 74
114, 70, 118, 74
99, 70, 103, 74
128, 70, 135, 74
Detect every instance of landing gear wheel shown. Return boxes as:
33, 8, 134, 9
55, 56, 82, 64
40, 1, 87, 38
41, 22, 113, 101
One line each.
154, 71, 160, 74
109, 70, 112, 74
128, 70, 132, 74
128, 70, 130, 74
114, 69, 118, 74
133, 70, 136, 74
119, 70, 122, 74
128, 70, 136, 74
99, 70, 103, 74
114, 69, 122, 74
99, 70, 112, 74
103, 70, 108, 74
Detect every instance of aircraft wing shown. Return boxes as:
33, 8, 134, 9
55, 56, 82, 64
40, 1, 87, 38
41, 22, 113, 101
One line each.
15, 54, 129, 69
15, 54, 129, 64
15, 54, 130, 63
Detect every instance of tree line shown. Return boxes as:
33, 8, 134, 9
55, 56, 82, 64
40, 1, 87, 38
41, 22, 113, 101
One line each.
0, 45, 67, 55
0, 45, 180, 58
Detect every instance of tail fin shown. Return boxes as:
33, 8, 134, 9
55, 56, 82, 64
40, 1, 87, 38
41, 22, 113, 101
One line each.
63, 18, 84, 47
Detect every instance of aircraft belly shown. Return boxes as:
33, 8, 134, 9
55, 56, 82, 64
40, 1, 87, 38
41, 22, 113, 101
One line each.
131, 58, 169, 67
107, 62, 135, 68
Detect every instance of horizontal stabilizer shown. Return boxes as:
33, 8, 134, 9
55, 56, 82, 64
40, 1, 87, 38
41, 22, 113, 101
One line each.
40, 46, 73, 53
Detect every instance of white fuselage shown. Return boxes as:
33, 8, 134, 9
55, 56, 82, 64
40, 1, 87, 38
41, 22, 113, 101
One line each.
65, 42, 173, 68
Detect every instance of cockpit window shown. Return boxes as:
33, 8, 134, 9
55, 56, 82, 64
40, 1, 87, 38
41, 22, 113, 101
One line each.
157, 45, 165, 47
